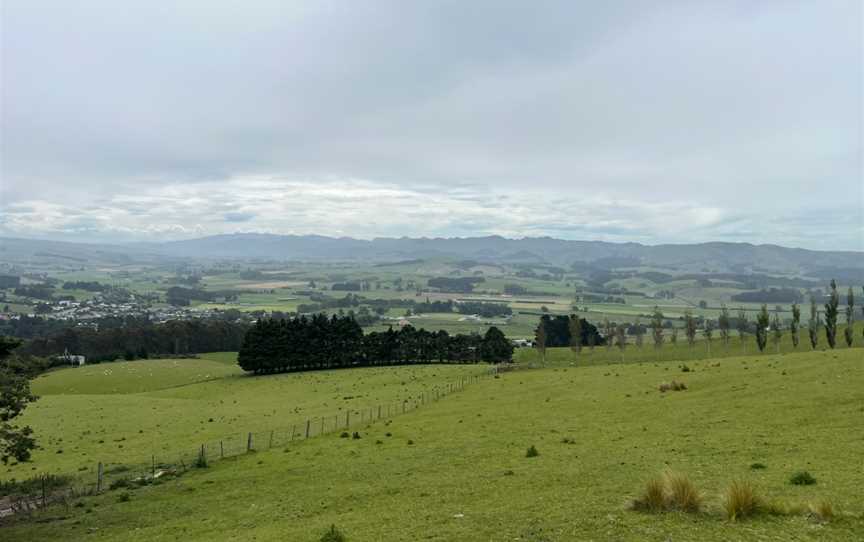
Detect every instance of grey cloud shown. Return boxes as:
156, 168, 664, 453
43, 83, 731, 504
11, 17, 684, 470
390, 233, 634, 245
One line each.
1, 1, 861, 250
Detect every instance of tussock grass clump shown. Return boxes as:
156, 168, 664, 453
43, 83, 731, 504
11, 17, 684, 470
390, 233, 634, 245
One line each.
525, 445, 540, 458
789, 471, 816, 485
723, 480, 761, 521
808, 499, 834, 522
749, 462, 767, 470
629, 471, 701, 513
658, 381, 687, 392
320, 524, 346, 542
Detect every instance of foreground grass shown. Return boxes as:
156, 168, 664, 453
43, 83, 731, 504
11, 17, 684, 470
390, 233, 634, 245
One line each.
3, 357, 487, 480
4, 348, 862, 541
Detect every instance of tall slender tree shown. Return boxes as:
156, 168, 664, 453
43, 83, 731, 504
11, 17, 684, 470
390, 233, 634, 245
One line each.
755, 304, 770, 353
771, 312, 783, 354
568, 315, 583, 356
844, 286, 855, 347
718, 305, 730, 349
603, 318, 614, 352
684, 310, 697, 348
736, 307, 749, 353
790, 303, 800, 348
703, 319, 714, 355
615, 323, 627, 362
534, 322, 547, 365
634, 318, 644, 348
651, 307, 665, 356
670, 326, 678, 346
808, 296, 821, 350
824, 280, 839, 349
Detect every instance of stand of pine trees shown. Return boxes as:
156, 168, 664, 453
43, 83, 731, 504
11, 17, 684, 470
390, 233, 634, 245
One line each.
237, 314, 514, 374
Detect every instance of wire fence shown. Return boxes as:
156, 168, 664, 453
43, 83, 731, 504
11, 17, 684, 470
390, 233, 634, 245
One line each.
0, 364, 503, 520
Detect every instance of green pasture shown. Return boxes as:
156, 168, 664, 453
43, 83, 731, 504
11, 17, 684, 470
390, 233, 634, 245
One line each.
5, 347, 863, 541
3, 359, 487, 481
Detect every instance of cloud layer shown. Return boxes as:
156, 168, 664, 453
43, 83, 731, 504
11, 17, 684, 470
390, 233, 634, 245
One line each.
1, 1, 862, 250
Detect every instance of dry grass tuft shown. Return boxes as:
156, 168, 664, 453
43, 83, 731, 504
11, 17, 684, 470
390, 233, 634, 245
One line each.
629, 471, 701, 514
808, 499, 834, 523
658, 380, 687, 392
664, 471, 702, 512
723, 480, 761, 521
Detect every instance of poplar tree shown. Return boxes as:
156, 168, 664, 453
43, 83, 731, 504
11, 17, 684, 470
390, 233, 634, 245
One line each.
736, 308, 749, 353
808, 296, 820, 349
684, 310, 697, 348
703, 319, 714, 355
824, 280, 839, 349
651, 307, 665, 354
718, 305, 730, 348
534, 322, 547, 364
755, 305, 770, 353
790, 303, 800, 348
771, 312, 783, 354
844, 287, 854, 347
568, 315, 583, 356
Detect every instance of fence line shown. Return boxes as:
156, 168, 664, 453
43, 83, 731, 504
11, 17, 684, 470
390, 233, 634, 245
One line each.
0, 365, 502, 519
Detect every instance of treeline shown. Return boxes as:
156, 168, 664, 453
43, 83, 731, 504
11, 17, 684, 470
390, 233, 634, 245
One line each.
427, 277, 485, 293
731, 288, 803, 303
19, 319, 249, 362
62, 281, 108, 292
296, 294, 511, 319
237, 315, 513, 374
537, 314, 605, 347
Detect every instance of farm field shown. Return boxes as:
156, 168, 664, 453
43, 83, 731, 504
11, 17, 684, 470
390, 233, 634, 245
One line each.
2, 357, 487, 481
3, 347, 863, 541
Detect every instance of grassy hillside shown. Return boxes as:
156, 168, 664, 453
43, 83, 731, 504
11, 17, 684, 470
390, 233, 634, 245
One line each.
4, 348, 862, 541
3, 358, 487, 480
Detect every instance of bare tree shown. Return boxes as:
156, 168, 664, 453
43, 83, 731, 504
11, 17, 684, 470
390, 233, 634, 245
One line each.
684, 310, 697, 348
718, 305, 730, 348
534, 322, 547, 365
568, 315, 582, 356
703, 319, 714, 355
771, 311, 783, 354
736, 307, 749, 353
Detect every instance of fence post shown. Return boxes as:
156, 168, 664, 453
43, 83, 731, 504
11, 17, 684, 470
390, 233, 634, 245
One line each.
269, 431, 274, 449
247, 432, 253, 451
378, 405, 382, 419
321, 417, 325, 435
199, 444, 206, 466
291, 425, 296, 441
96, 462, 104, 493
220, 441, 224, 459
305, 419, 311, 438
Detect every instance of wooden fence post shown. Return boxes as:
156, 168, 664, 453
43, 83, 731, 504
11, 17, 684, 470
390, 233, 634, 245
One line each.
96, 462, 104, 493
305, 419, 311, 438
247, 432, 253, 451
269, 430, 274, 449
291, 425, 296, 441
378, 405, 382, 419
220, 441, 224, 459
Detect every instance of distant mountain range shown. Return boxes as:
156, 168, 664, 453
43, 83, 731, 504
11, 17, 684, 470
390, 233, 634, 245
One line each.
2, 234, 862, 279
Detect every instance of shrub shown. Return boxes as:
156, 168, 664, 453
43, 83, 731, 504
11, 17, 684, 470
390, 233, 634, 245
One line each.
525, 445, 539, 458
352, 432, 361, 440
320, 524, 346, 542
723, 480, 761, 521
340, 432, 349, 438
789, 471, 816, 485
749, 462, 767, 470
117, 492, 131, 503
808, 499, 834, 522
108, 477, 131, 490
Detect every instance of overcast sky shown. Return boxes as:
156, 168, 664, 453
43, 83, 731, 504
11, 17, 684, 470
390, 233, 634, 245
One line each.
1, 1, 862, 250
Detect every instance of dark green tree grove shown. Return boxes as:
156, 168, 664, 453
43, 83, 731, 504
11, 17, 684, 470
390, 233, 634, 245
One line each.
1, 337, 37, 464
